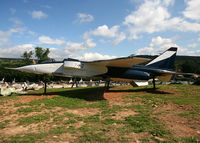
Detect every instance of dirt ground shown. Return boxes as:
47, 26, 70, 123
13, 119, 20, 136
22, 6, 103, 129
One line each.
104, 88, 200, 139
0, 86, 200, 142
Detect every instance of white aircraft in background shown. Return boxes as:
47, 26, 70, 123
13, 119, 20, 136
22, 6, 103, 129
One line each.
10, 47, 178, 90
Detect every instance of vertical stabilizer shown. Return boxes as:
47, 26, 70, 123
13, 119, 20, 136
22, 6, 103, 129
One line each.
146, 47, 177, 70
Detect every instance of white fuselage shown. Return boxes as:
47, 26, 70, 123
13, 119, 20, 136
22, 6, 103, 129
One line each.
17, 60, 108, 78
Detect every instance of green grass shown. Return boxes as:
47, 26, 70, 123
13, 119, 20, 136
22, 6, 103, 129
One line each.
0, 120, 10, 129
27, 87, 108, 109
18, 113, 51, 125
179, 137, 199, 143
102, 118, 123, 125
124, 85, 200, 106
1, 85, 200, 143
84, 114, 100, 123
0, 110, 4, 116
101, 105, 123, 116
78, 131, 110, 142
0, 94, 18, 105
124, 104, 169, 137
17, 107, 37, 114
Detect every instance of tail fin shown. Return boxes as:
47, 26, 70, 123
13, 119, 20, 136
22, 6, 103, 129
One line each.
146, 47, 177, 70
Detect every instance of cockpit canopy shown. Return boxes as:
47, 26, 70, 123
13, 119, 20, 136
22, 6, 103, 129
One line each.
40, 58, 57, 64
40, 58, 80, 64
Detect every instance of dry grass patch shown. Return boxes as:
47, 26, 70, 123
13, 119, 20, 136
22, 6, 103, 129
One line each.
66, 108, 100, 117
111, 109, 138, 120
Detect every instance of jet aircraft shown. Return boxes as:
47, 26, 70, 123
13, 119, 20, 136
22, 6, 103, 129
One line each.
10, 47, 178, 90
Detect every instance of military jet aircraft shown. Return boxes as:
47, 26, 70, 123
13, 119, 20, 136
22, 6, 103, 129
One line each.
10, 47, 178, 90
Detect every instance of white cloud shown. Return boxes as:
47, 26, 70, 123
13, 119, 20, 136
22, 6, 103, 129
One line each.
112, 32, 126, 46
79, 52, 117, 61
83, 25, 126, 46
38, 36, 66, 46
9, 8, 16, 15
123, 0, 200, 39
65, 39, 96, 54
9, 27, 26, 35
183, 0, 200, 20
173, 19, 200, 32
123, 0, 170, 39
48, 47, 116, 61
28, 30, 36, 35
9, 18, 23, 25
0, 30, 12, 47
83, 38, 96, 49
0, 31, 98, 59
135, 36, 200, 56
196, 50, 200, 55
136, 47, 154, 55
0, 28, 26, 48
31, 10, 48, 19
187, 43, 198, 48
136, 36, 178, 55
163, 0, 174, 6
38, 35, 96, 49
41, 5, 51, 9
150, 36, 172, 47
0, 43, 115, 60
65, 42, 86, 54
77, 13, 94, 23
48, 48, 67, 60
0, 44, 34, 58
0, 38, 96, 59
84, 25, 120, 39
0, 36, 11, 47
37, 35, 96, 59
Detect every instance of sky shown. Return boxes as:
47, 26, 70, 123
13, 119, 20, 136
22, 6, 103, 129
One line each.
0, 0, 200, 61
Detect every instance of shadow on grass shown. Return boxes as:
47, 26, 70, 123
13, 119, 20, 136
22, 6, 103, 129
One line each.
22, 87, 106, 101
107, 88, 173, 95
20, 86, 173, 102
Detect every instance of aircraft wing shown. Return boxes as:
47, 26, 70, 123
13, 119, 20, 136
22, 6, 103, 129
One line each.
82, 57, 150, 68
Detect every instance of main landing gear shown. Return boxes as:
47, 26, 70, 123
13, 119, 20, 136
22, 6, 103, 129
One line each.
71, 78, 79, 88
152, 76, 156, 89
43, 74, 48, 95
104, 80, 110, 91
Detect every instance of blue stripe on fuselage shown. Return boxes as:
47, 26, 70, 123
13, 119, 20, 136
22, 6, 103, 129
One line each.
102, 67, 150, 80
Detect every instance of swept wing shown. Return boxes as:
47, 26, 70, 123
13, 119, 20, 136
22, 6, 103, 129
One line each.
82, 57, 150, 68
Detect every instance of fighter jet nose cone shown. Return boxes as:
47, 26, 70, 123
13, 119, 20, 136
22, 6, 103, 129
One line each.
16, 65, 35, 73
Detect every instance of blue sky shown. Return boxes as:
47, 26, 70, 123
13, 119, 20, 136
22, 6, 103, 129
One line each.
0, 0, 200, 60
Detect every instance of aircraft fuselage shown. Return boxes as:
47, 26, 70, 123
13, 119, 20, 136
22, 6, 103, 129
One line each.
15, 62, 151, 81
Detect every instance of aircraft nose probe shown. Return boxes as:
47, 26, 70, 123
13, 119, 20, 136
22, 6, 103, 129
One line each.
7, 65, 36, 73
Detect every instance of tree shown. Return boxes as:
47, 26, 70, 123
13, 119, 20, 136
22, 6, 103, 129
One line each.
21, 51, 33, 64
35, 47, 50, 63
180, 60, 200, 74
